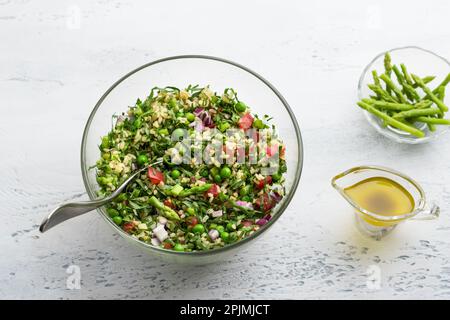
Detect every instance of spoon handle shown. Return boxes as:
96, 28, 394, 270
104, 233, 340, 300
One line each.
39, 198, 109, 233
39, 160, 162, 233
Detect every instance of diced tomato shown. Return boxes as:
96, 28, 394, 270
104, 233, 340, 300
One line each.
122, 222, 135, 233
255, 176, 273, 190
266, 144, 279, 157
148, 167, 164, 184
241, 220, 253, 227
255, 193, 276, 212
186, 216, 198, 228
163, 198, 175, 209
205, 184, 220, 197
163, 242, 173, 249
238, 113, 254, 130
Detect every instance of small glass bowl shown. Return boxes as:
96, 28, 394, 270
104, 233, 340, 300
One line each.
358, 46, 450, 144
81, 55, 304, 264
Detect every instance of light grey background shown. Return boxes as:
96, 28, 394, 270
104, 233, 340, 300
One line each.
1, 0, 450, 299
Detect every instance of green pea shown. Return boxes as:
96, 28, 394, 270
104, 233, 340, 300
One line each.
169, 98, 177, 108
173, 243, 184, 252
219, 166, 232, 179
253, 119, 265, 129
213, 174, 222, 183
186, 112, 195, 122
216, 225, 225, 233
200, 168, 209, 178
226, 221, 236, 231
112, 216, 122, 225
137, 154, 148, 166
218, 122, 231, 132
229, 232, 238, 242
186, 207, 196, 216
107, 208, 119, 218
176, 112, 184, 118
220, 231, 230, 242
272, 172, 282, 182
239, 185, 251, 196
210, 167, 219, 177
192, 224, 205, 234
172, 128, 186, 141
159, 128, 169, 136
171, 169, 181, 179
235, 101, 247, 113
102, 152, 110, 160
96, 176, 107, 185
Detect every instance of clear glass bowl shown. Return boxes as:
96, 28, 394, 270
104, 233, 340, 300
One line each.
358, 46, 450, 144
81, 55, 303, 264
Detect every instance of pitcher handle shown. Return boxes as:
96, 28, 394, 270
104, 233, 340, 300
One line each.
411, 202, 440, 221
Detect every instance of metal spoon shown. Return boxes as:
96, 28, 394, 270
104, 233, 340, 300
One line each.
39, 160, 162, 233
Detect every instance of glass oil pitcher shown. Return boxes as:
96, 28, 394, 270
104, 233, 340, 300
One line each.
331, 166, 439, 239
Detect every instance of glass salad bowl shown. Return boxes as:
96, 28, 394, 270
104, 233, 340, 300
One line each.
358, 46, 450, 144
81, 55, 303, 264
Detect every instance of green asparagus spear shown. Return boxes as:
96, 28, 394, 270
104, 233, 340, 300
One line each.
393, 108, 442, 119
392, 65, 405, 83
367, 84, 398, 103
369, 100, 415, 111
414, 100, 433, 109
438, 85, 446, 101
380, 73, 407, 103
371, 70, 382, 99
414, 117, 450, 125
177, 183, 213, 197
372, 70, 381, 87
412, 76, 435, 88
435, 86, 446, 119
422, 76, 436, 84
423, 73, 450, 98
384, 52, 393, 94
412, 74, 449, 112
384, 52, 392, 73
392, 65, 420, 102
400, 63, 413, 85
427, 123, 437, 132
149, 196, 180, 221
357, 101, 425, 137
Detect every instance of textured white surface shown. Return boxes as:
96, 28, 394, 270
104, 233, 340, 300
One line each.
1, 0, 450, 299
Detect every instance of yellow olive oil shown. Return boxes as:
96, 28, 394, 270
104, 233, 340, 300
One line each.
344, 177, 415, 216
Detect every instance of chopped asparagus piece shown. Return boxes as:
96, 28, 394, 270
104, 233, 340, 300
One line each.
357, 101, 425, 137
